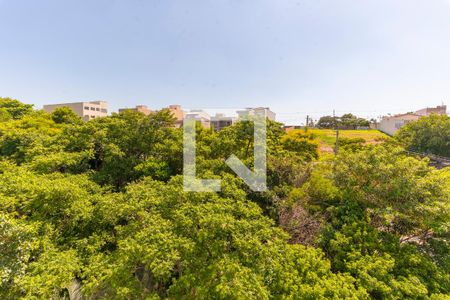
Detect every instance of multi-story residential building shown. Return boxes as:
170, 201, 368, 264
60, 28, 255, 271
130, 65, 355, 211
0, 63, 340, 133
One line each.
118, 105, 152, 115
379, 104, 447, 135
237, 107, 276, 121
185, 109, 210, 128
210, 113, 236, 131
43, 101, 108, 121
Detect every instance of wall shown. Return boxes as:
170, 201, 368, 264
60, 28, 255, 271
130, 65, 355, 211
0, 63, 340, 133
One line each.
378, 114, 420, 136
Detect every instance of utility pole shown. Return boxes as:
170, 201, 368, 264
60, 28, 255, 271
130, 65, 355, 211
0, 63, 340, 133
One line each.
333, 109, 339, 155
305, 115, 309, 132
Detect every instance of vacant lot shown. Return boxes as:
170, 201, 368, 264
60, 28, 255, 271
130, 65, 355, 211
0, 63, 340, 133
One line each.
291, 128, 390, 152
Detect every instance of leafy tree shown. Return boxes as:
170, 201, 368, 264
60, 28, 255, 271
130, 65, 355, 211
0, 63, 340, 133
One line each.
317, 115, 336, 129
281, 131, 319, 160
332, 145, 449, 239
0, 108, 12, 122
61, 109, 182, 189
51, 106, 83, 124
338, 137, 366, 152
317, 114, 369, 129
0, 98, 448, 299
340, 113, 369, 129
0, 166, 366, 299
0, 111, 62, 164
0, 97, 33, 119
292, 145, 450, 298
396, 114, 450, 157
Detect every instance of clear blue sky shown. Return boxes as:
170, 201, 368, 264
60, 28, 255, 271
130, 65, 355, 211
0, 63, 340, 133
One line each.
1, 0, 450, 124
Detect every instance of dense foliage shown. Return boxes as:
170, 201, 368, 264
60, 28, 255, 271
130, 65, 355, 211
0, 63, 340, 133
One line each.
396, 114, 450, 157
0, 100, 448, 299
317, 113, 370, 129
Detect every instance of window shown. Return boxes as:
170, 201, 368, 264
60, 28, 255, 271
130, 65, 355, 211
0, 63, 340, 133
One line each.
84, 106, 89, 110
90, 107, 95, 111
96, 107, 100, 111
101, 109, 107, 113
91, 115, 95, 118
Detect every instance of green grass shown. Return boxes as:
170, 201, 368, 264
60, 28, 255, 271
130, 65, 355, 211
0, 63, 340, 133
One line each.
289, 128, 390, 152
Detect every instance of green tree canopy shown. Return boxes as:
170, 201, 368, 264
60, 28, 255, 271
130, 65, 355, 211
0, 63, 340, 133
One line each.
0, 99, 448, 299
396, 114, 450, 157
0, 97, 33, 119
51, 106, 83, 124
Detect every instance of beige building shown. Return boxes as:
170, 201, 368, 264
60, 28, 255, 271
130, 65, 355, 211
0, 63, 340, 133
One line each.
211, 113, 236, 131
237, 107, 276, 121
118, 104, 185, 127
165, 105, 185, 128
379, 104, 447, 136
118, 105, 152, 115
378, 113, 421, 136
43, 101, 108, 121
415, 105, 446, 116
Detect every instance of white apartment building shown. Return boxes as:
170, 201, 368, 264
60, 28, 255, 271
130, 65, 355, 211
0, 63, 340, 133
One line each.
43, 101, 108, 121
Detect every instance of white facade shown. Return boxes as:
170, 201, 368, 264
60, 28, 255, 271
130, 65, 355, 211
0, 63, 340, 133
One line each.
43, 101, 108, 121
378, 113, 420, 136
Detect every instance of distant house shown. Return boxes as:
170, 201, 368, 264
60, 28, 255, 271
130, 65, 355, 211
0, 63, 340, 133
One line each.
43, 101, 108, 121
210, 113, 236, 131
379, 105, 447, 135
118, 105, 152, 115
